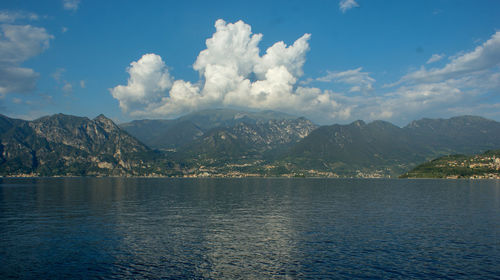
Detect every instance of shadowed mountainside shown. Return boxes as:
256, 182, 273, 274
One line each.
1, 111, 500, 177
0, 114, 180, 176
281, 116, 500, 176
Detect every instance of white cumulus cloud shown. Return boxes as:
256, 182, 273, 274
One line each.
111, 20, 500, 125
110, 53, 173, 115
111, 19, 343, 122
339, 0, 359, 13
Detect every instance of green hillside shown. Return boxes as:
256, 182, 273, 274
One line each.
400, 150, 500, 179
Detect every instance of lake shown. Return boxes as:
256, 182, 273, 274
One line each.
0, 178, 499, 279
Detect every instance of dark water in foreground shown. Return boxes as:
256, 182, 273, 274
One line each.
0, 178, 499, 279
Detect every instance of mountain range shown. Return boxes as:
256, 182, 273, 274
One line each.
119, 109, 300, 150
281, 116, 500, 176
0, 114, 180, 176
1, 109, 500, 177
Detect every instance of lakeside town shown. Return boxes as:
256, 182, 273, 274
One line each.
401, 151, 500, 179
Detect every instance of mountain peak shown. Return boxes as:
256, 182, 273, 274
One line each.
94, 114, 111, 121
33, 113, 89, 125
0, 112, 158, 176
351, 120, 366, 127
93, 114, 119, 132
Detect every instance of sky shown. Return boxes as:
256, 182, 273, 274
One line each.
1, 0, 499, 126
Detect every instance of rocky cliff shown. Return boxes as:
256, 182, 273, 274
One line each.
0, 114, 178, 176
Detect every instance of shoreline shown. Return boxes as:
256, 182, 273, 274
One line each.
1, 174, 499, 180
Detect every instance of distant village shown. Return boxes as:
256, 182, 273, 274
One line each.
440, 155, 500, 179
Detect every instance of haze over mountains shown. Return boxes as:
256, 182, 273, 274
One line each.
1, 109, 500, 177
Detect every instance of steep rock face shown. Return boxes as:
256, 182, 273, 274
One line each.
3, 112, 500, 177
181, 118, 317, 160
0, 115, 40, 174
29, 114, 147, 155
120, 108, 300, 150
218, 118, 316, 147
0, 114, 166, 176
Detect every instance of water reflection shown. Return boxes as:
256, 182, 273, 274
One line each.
0, 178, 499, 279
98, 179, 300, 278
194, 179, 297, 278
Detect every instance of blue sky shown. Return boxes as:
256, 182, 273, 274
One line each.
1, 0, 499, 125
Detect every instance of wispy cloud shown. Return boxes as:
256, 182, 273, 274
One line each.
52, 68, 80, 94
308, 32, 500, 123
426, 53, 444, 64
52, 68, 66, 82
339, 0, 359, 13
396, 32, 500, 85
12, 97, 23, 104
316, 67, 375, 92
0, 19, 53, 96
63, 0, 80, 12
62, 82, 72, 93
0, 10, 39, 23
364, 31, 500, 123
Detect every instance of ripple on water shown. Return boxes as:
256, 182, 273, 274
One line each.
0, 178, 499, 279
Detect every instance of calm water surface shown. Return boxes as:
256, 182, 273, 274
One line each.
0, 178, 499, 279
